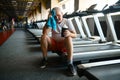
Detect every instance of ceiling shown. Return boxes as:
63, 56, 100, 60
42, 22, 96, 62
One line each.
0, 0, 40, 19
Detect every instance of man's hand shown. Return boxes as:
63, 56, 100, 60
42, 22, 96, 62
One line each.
63, 30, 71, 37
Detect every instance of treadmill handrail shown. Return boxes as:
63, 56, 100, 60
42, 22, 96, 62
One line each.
74, 42, 112, 47
78, 59, 120, 69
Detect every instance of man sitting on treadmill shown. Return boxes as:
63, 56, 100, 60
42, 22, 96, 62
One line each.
40, 7, 77, 76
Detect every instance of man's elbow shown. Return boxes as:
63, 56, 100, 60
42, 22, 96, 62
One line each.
71, 32, 77, 38
73, 34, 77, 38
74, 33, 77, 38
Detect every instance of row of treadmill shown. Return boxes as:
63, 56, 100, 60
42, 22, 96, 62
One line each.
27, 3, 120, 80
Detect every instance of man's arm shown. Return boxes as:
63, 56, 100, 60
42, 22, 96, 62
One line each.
70, 30, 77, 38
42, 25, 51, 35
65, 19, 77, 38
64, 30, 77, 38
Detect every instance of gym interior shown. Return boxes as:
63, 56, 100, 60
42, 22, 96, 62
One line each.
0, 0, 120, 80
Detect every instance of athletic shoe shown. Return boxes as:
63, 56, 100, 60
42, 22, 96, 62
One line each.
40, 59, 47, 69
67, 64, 77, 76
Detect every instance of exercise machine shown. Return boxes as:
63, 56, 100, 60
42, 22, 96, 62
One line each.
77, 59, 120, 80
72, 4, 120, 62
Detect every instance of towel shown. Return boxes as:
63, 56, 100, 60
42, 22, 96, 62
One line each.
46, 8, 57, 31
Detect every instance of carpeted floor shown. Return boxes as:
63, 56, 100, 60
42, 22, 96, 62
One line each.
0, 29, 88, 80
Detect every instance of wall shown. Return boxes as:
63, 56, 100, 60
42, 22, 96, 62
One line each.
51, 0, 74, 14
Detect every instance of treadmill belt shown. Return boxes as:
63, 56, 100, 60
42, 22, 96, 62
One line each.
85, 63, 120, 80
74, 44, 120, 53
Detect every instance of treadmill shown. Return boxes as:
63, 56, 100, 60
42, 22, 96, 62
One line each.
77, 59, 120, 80
70, 4, 108, 46
27, 21, 47, 41
77, 2, 120, 80
72, 4, 120, 63
68, 12, 101, 45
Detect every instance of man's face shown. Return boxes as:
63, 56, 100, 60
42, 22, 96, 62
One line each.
56, 10, 63, 24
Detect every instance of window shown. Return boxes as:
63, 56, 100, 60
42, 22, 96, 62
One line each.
58, 0, 64, 2
46, 0, 51, 9
74, 0, 79, 11
62, 4, 66, 9
38, 3, 41, 13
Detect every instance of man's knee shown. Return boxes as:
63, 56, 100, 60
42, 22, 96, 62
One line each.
41, 35, 48, 41
65, 36, 72, 41
41, 35, 51, 45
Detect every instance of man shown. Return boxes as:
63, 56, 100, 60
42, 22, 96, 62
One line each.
40, 7, 77, 76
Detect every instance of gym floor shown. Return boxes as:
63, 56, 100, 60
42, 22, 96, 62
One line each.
0, 29, 88, 80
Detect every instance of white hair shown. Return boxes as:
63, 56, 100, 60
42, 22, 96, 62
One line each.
53, 7, 63, 13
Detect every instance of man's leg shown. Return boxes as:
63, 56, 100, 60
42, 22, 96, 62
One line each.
40, 35, 51, 68
64, 37, 76, 76
64, 37, 73, 64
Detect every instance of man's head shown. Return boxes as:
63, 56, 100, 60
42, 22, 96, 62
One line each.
52, 7, 63, 24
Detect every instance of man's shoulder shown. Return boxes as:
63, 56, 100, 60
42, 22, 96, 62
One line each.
63, 18, 68, 21
62, 18, 69, 24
